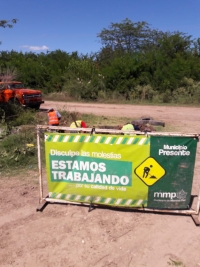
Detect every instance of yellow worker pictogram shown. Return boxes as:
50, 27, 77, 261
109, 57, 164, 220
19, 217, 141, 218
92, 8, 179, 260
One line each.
135, 157, 166, 186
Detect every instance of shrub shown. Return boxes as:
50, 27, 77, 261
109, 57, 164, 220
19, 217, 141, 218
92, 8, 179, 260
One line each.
0, 128, 37, 169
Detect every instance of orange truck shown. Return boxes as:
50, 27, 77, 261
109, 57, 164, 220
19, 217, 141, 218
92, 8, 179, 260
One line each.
0, 81, 44, 109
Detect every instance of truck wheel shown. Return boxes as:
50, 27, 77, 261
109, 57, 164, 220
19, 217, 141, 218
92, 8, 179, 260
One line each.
34, 104, 40, 110
131, 119, 165, 127
9, 98, 20, 106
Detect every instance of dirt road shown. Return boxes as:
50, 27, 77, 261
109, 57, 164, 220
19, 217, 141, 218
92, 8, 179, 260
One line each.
1, 102, 200, 267
43, 101, 200, 132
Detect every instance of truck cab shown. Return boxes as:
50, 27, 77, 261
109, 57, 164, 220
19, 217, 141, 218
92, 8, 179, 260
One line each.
0, 81, 44, 109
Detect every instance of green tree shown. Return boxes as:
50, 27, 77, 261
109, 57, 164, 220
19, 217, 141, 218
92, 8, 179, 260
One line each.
147, 32, 195, 92
97, 18, 151, 53
193, 38, 200, 57
0, 19, 17, 28
0, 19, 18, 44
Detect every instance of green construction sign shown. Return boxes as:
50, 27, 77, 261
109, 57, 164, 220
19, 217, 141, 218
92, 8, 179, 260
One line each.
45, 133, 198, 209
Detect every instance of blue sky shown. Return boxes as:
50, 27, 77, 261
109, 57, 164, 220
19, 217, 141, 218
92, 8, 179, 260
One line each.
1, 0, 200, 55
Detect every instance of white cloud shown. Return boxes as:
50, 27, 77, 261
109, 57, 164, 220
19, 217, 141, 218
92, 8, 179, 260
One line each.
21, 45, 49, 51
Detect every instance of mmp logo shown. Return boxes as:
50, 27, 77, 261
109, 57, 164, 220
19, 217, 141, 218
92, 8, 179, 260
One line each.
154, 190, 187, 200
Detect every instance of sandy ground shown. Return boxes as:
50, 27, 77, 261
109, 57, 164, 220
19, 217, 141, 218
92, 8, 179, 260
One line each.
1, 101, 200, 267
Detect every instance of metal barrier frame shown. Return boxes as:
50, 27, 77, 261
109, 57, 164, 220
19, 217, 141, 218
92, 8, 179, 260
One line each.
36, 125, 200, 225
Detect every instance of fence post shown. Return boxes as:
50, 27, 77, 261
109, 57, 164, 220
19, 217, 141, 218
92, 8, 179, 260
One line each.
37, 126, 43, 203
